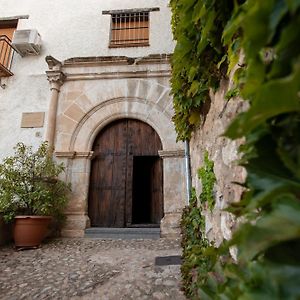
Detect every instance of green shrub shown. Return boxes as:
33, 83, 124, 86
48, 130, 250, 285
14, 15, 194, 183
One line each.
0, 142, 70, 224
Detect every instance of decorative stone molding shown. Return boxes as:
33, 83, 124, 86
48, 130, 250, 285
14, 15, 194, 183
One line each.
61, 54, 171, 82
46, 70, 66, 91
55, 151, 94, 159
55, 151, 76, 158
68, 98, 175, 151
63, 54, 171, 67
75, 151, 94, 159
46, 56, 66, 91
158, 150, 185, 158
46, 55, 62, 70
65, 70, 171, 81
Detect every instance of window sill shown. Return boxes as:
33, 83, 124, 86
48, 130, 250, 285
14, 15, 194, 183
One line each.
109, 43, 150, 48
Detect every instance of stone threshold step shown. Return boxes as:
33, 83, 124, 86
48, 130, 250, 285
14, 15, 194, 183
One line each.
85, 227, 161, 240
85, 227, 160, 233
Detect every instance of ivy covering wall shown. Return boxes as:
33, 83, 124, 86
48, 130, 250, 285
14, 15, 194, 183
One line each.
171, 0, 300, 298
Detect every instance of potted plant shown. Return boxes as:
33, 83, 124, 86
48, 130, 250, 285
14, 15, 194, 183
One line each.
0, 142, 70, 248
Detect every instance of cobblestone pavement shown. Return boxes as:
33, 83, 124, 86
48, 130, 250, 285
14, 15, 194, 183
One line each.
0, 238, 186, 300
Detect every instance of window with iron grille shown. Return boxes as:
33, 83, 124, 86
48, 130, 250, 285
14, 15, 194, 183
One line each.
109, 12, 150, 48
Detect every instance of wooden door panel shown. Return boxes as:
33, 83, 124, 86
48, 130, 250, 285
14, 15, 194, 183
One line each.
89, 120, 127, 227
127, 119, 162, 155
125, 154, 133, 226
109, 154, 126, 227
151, 158, 163, 223
89, 119, 163, 227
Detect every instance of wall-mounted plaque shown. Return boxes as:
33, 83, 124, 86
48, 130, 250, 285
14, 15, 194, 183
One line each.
21, 112, 45, 128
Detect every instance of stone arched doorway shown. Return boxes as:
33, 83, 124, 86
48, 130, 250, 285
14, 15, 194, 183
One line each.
88, 118, 163, 228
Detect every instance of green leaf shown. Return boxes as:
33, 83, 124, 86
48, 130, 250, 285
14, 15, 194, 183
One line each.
225, 64, 300, 139
188, 80, 201, 97
189, 110, 201, 125
268, 0, 288, 43
188, 66, 198, 83
192, 2, 206, 23
197, 9, 216, 54
232, 195, 300, 261
285, 0, 300, 13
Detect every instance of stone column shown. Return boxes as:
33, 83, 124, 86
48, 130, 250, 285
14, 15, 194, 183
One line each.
158, 150, 186, 238
55, 151, 94, 237
45, 56, 66, 151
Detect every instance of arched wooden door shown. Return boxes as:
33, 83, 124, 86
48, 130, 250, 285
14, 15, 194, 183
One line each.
88, 119, 163, 227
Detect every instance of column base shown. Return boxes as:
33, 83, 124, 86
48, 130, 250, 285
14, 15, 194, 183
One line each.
160, 211, 182, 238
61, 214, 90, 238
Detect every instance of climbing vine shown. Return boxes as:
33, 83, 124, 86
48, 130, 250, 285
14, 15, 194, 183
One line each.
198, 151, 216, 211
181, 152, 216, 298
172, 0, 300, 299
169, 0, 235, 141
180, 188, 211, 298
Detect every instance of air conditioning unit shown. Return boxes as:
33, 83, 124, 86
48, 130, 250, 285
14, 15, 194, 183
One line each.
12, 29, 42, 57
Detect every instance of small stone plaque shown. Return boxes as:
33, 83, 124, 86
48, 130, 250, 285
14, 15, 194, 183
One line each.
21, 112, 45, 128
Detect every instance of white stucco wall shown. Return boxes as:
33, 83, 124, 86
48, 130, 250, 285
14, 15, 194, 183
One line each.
0, 0, 175, 159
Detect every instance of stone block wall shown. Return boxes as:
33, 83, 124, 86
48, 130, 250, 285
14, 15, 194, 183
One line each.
189, 79, 247, 246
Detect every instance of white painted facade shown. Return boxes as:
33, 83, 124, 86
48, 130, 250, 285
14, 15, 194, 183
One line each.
0, 0, 175, 158
0, 0, 186, 238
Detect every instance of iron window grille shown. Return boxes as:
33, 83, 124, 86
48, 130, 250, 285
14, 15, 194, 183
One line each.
109, 12, 149, 48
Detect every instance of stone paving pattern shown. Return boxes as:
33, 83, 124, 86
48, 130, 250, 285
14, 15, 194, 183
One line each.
0, 238, 186, 300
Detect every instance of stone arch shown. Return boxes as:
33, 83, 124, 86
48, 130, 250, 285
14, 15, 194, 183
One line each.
70, 97, 178, 153
58, 79, 185, 238
56, 77, 175, 153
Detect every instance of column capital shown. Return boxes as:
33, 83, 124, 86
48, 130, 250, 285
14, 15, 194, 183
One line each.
46, 70, 66, 91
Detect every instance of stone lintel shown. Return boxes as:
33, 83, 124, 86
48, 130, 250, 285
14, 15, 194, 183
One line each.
63, 54, 171, 67
65, 70, 171, 81
158, 150, 185, 158
55, 151, 94, 159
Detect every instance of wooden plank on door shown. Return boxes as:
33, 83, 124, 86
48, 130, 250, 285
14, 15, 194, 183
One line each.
89, 118, 164, 227
88, 120, 127, 227
151, 157, 164, 223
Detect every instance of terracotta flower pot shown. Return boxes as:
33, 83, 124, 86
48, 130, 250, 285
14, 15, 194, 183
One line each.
13, 216, 52, 248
